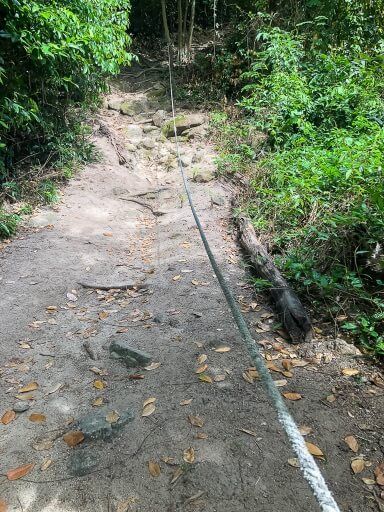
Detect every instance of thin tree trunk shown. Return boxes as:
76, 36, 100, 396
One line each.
161, 0, 171, 44
187, 0, 196, 51
183, 0, 190, 48
177, 0, 183, 60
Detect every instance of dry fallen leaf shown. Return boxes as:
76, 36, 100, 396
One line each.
214, 346, 231, 353
306, 442, 324, 459
106, 410, 120, 424
283, 392, 302, 401
14, 393, 35, 401
1, 410, 16, 425
7, 463, 34, 481
66, 292, 78, 302
239, 428, 257, 437
195, 432, 208, 440
274, 379, 287, 387
288, 458, 300, 468
143, 397, 156, 408
98, 311, 109, 320
188, 415, 204, 428
92, 397, 104, 407
180, 399, 193, 406
183, 447, 195, 464
299, 425, 313, 436
44, 383, 63, 396
198, 374, 212, 383
142, 402, 156, 417
144, 362, 161, 371
371, 373, 384, 389
291, 359, 310, 368
282, 360, 293, 371
19, 382, 38, 393
33, 439, 54, 451
116, 498, 138, 512
344, 435, 359, 453
196, 364, 208, 374
342, 368, 359, 377
362, 477, 376, 486
172, 275, 181, 281
63, 431, 84, 447
326, 394, 336, 403
93, 380, 106, 390
351, 459, 365, 474
197, 354, 207, 364
29, 413, 46, 423
375, 463, 384, 486
0, 499, 7, 512
170, 466, 184, 484
148, 460, 161, 477
214, 374, 226, 382
40, 459, 53, 471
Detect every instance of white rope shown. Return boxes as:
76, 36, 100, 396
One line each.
166, 44, 341, 512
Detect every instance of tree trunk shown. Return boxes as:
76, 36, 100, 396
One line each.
177, 0, 183, 60
187, 0, 196, 51
183, 0, 190, 48
237, 216, 312, 343
161, 0, 171, 44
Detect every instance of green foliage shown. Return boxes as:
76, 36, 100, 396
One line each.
0, 211, 20, 238
0, 0, 132, 182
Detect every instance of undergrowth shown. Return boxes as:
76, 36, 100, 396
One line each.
210, 22, 384, 355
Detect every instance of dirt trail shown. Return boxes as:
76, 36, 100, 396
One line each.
0, 68, 383, 512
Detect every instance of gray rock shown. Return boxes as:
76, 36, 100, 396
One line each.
109, 338, 152, 367
147, 82, 166, 100
125, 143, 137, 152
13, 401, 30, 413
77, 407, 134, 441
161, 114, 206, 138
141, 139, 156, 150
108, 99, 123, 111
333, 338, 362, 356
169, 318, 181, 328
211, 193, 225, 206
143, 125, 159, 134
120, 98, 149, 116
191, 167, 214, 183
153, 110, 167, 128
186, 124, 207, 141
68, 449, 100, 476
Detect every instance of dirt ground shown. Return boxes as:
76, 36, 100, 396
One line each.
0, 68, 384, 512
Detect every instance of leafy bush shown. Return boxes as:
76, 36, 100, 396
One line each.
0, 0, 132, 182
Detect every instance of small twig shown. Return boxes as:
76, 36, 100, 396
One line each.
119, 197, 166, 217
83, 340, 97, 360
78, 282, 148, 291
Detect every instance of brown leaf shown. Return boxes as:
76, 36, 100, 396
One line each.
40, 459, 53, 471
172, 275, 181, 281
148, 460, 161, 477
274, 379, 287, 387
116, 498, 137, 512
375, 463, 384, 486
1, 410, 16, 425
0, 499, 7, 512
128, 373, 144, 380
63, 431, 84, 447
342, 368, 359, 377
188, 415, 204, 427
92, 397, 104, 407
7, 463, 34, 481
90, 367, 108, 376
288, 458, 300, 468
351, 459, 365, 474
144, 362, 161, 371
180, 399, 193, 406
93, 379, 106, 390
214, 374, 226, 382
44, 383, 63, 396
183, 447, 195, 464
306, 442, 324, 459
291, 359, 310, 368
19, 381, 38, 393
29, 413, 46, 423
198, 374, 212, 383
106, 410, 120, 424
142, 402, 156, 417
14, 393, 35, 401
371, 373, 384, 389
98, 311, 109, 320
197, 354, 207, 364
195, 432, 208, 440
326, 394, 336, 403
282, 392, 302, 401
196, 364, 208, 374
143, 397, 156, 408
299, 425, 313, 436
344, 435, 359, 453
214, 346, 231, 353
282, 360, 293, 371
170, 466, 184, 484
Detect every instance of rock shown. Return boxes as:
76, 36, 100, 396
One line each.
125, 124, 142, 143
141, 139, 156, 150
13, 402, 30, 413
333, 338, 362, 356
147, 82, 166, 100
169, 318, 181, 328
186, 124, 207, 141
109, 339, 152, 367
68, 449, 100, 476
143, 125, 159, 134
108, 99, 124, 111
120, 98, 149, 116
211, 193, 225, 206
191, 167, 214, 183
125, 143, 137, 152
161, 114, 206, 138
153, 314, 164, 324
153, 110, 167, 127
77, 407, 134, 441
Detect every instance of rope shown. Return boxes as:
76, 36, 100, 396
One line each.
166, 44, 341, 512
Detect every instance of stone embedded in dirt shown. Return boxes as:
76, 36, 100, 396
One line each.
68, 449, 100, 476
141, 139, 156, 150
191, 166, 214, 183
109, 339, 152, 367
143, 125, 158, 134
125, 143, 137, 152
13, 402, 30, 413
211, 193, 225, 206
108, 99, 123, 111
161, 113, 206, 138
120, 98, 149, 116
333, 338, 362, 356
186, 124, 207, 141
152, 110, 167, 127
146, 82, 166, 100
76, 407, 134, 442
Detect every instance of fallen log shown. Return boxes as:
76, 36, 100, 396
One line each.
78, 282, 148, 291
237, 215, 312, 343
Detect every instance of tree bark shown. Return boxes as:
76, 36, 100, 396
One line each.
237, 215, 312, 343
187, 0, 196, 50
177, 0, 183, 60
161, 0, 171, 44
